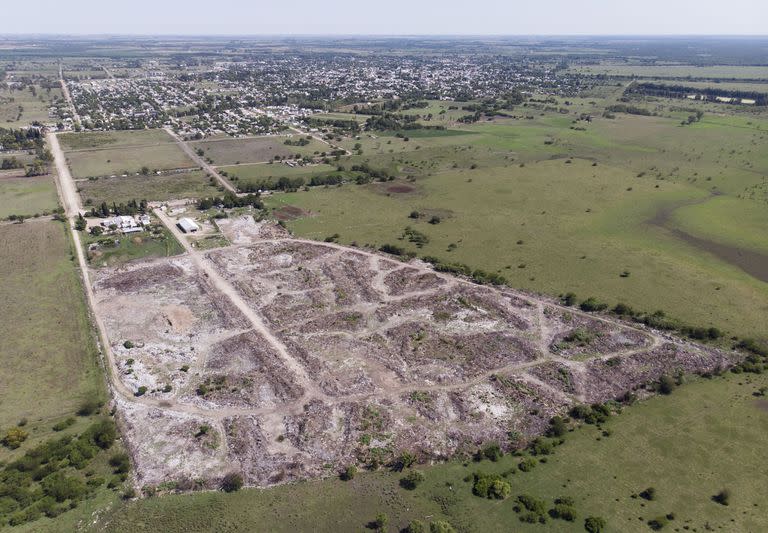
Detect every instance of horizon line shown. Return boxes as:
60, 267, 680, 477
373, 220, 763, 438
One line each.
1, 33, 768, 39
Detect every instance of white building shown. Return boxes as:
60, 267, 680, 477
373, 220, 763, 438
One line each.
177, 218, 200, 233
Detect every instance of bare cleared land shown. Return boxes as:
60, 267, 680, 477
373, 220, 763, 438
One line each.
90, 215, 736, 488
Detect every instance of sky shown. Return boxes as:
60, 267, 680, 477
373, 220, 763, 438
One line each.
3, 0, 767, 36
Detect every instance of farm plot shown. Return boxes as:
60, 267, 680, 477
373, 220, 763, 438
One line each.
77, 169, 220, 205
0, 172, 59, 218
191, 135, 329, 166
60, 129, 197, 178
0, 221, 103, 442
93, 216, 737, 489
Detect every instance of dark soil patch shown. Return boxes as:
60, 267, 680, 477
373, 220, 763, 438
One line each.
274, 205, 309, 221
386, 184, 416, 194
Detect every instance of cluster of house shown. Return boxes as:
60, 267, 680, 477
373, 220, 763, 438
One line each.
100, 214, 151, 234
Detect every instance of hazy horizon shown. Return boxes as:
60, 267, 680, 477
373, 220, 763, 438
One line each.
4, 0, 767, 36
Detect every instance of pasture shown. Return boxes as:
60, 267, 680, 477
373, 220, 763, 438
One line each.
220, 161, 338, 185
191, 134, 329, 166
266, 108, 768, 339
77, 170, 220, 205
0, 173, 58, 218
0, 221, 104, 457
0, 85, 61, 128
83, 372, 768, 533
569, 64, 768, 79
58, 129, 177, 151
59, 129, 198, 179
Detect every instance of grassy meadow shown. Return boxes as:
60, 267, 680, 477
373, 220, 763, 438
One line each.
266, 103, 768, 339
0, 173, 59, 218
0, 221, 105, 453
0, 85, 62, 128
191, 134, 329, 166
59, 129, 197, 178
77, 170, 220, 205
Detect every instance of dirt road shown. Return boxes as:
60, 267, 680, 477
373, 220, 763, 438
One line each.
154, 208, 323, 402
163, 127, 237, 193
59, 63, 81, 128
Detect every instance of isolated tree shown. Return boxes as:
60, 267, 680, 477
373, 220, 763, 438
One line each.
75, 213, 87, 231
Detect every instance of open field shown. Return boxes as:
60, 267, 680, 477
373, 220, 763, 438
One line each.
0, 85, 62, 128
220, 162, 338, 185
58, 129, 198, 179
569, 64, 768, 79
0, 172, 58, 218
0, 221, 104, 448
64, 144, 197, 179
265, 109, 768, 339
84, 370, 768, 533
77, 170, 220, 205
58, 129, 177, 151
190, 135, 329, 166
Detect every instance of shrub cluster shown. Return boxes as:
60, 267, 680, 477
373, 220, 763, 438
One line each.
0, 419, 121, 527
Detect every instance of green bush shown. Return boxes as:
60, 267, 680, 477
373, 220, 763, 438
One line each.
372, 512, 389, 532
482, 442, 503, 461
52, 418, 76, 432
2, 427, 29, 449
406, 520, 427, 533
429, 520, 456, 533
400, 470, 425, 490
549, 502, 577, 521
584, 516, 606, 532
548, 416, 568, 437
340, 465, 357, 481
109, 453, 131, 474
472, 472, 511, 499
518, 457, 537, 472
221, 472, 243, 493
41, 472, 86, 503
658, 375, 676, 395
648, 516, 669, 530
77, 396, 102, 416
579, 297, 608, 312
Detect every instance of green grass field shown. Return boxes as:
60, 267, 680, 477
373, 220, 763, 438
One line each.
0, 220, 104, 451
0, 85, 62, 128
191, 134, 329, 166
77, 170, 220, 205
265, 107, 768, 339
58, 129, 177, 151
78, 371, 768, 533
221, 161, 338, 185
568, 64, 768, 79
0, 174, 59, 218
59, 129, 198, 179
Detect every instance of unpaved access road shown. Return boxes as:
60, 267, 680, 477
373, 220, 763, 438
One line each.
163, 127, 238, 193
